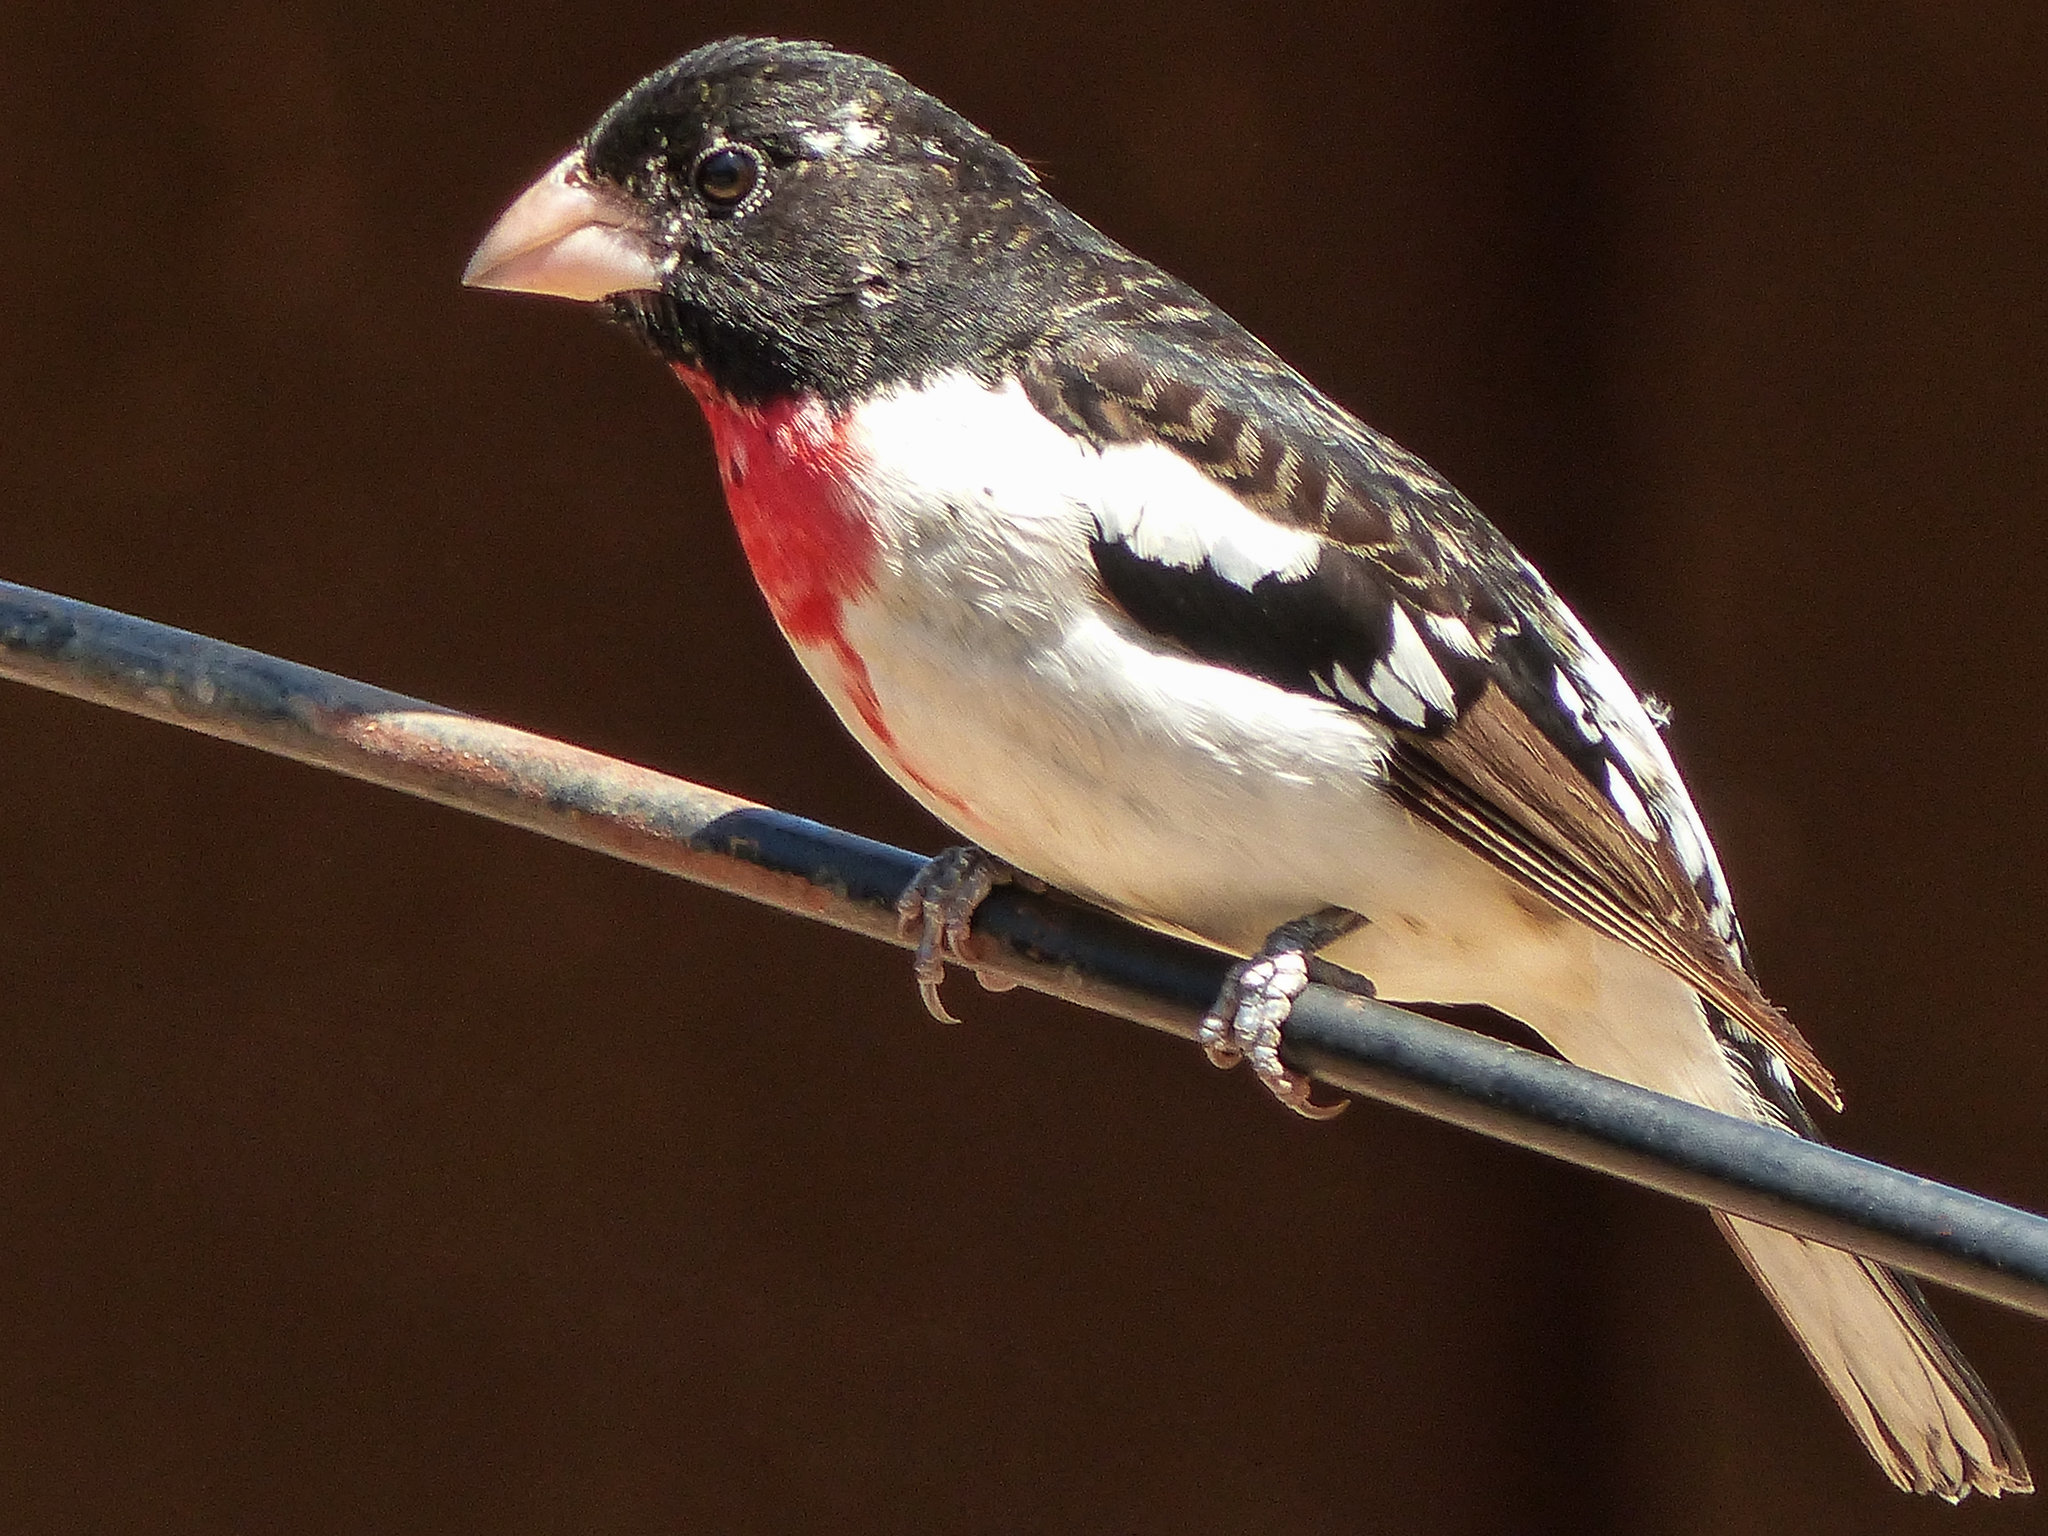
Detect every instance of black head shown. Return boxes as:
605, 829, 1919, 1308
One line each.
470, 38, 1135, 403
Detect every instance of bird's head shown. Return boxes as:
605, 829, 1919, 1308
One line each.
464, 37, 1075, 404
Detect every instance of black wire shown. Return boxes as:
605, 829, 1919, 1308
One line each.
4, 575, 2047, 1320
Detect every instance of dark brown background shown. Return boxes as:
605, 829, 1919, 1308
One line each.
1, 4, 2044, 1532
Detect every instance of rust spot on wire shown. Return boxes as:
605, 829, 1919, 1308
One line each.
327, 710, 905, 936
15, 575, 2048, 1325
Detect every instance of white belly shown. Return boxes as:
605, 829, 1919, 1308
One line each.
771, 372, 1748, 1114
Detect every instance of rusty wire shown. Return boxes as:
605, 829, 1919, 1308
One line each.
4, 574, 2048, 1322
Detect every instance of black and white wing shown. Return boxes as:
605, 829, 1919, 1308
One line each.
1020, 318, 1838, 1108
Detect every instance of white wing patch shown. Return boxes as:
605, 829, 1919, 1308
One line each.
1424, 611, 1484, 658
1605, 761, 1657, 839
1367, 606, 1456, 726
1389, 607, 1457, 714
1547, 619, 1742, 955
1662, 794, 1712, 883
1566, 644, 1672, 792
1707, 899, 1737, 942
1366, 665, 1428, 727
1331, 662, 1376, 713
1552, 668, 1603, 744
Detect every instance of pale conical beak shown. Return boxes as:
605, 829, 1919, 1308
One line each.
463, 150, 663, 301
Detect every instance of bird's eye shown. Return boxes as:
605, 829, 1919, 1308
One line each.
692, 145, 761, 209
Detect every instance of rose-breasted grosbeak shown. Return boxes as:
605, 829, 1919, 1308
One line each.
464, 37, 2027, 1497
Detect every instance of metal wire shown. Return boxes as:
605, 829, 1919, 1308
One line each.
4, 574, 2046, 1320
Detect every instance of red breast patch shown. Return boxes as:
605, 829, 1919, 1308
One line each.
675, 366, 980, 824
676, 367, 890, 740
675, 367, 876, 642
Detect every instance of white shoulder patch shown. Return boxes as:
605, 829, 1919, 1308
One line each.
1091, 441, 1322, 590
846, 370, 1321, 591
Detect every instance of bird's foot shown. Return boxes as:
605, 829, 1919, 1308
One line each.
1198, 907, 1369, 1120
896, 845, 1037, 1022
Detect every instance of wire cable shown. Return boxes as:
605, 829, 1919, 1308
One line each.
4, 575, 2045, 1319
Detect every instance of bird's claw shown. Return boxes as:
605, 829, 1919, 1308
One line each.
1199, 951, 1347, 1119
897, 845, 1022, 1022
1199, 909, 1365, 1119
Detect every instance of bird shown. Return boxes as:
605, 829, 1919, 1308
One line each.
463, 36, 2028, 1498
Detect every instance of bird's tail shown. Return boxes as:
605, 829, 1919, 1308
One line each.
1716, 1213, 2032, 1499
